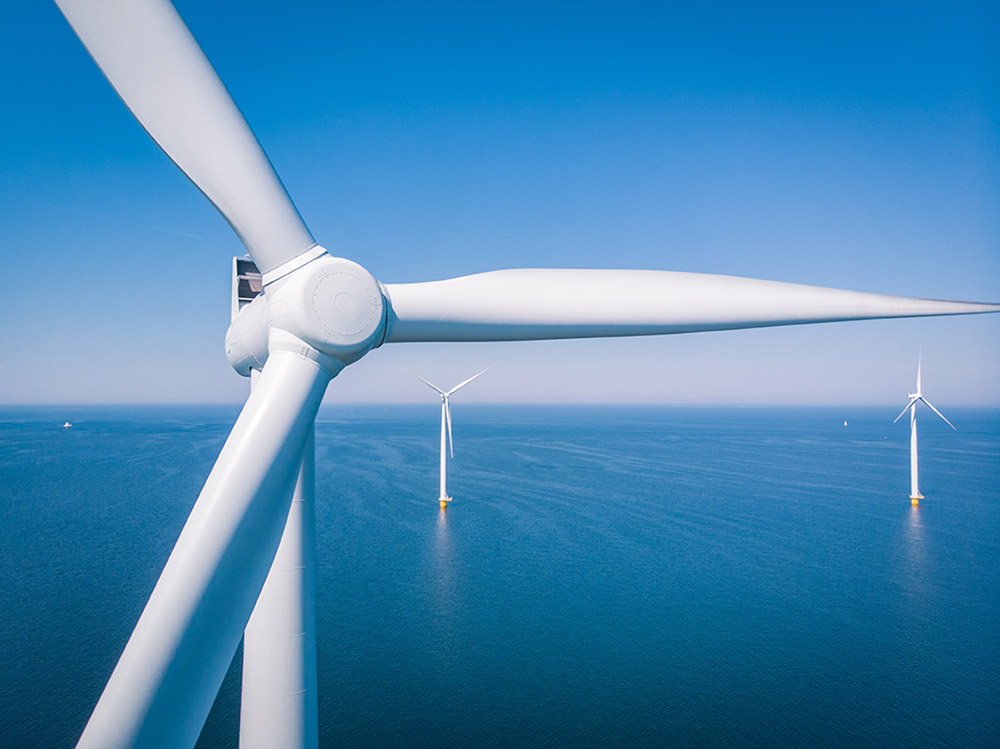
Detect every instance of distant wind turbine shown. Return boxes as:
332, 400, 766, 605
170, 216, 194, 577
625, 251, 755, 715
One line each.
401, 366, 490, 509
893, 356, 955, 505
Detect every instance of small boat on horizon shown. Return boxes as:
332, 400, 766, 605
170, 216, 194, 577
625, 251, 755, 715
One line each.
62, 422, 72, 429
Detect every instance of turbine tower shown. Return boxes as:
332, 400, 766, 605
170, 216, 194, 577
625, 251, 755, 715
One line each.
402, 367, 490, 510
49, 0, 1000, 746
893, 356, 955, 505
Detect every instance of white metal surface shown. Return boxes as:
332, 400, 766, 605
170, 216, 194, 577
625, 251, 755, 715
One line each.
264, 254, 386, 362
440, 400, 449, 501
241, 429, 318, 749
445, 398, 454, 458
447, 369, 491, 396
920, 396, 955, 430
54, 0, 315, 273
227, 294, 272, 377
78, 351, 331, 748
384, 269, 1000, 342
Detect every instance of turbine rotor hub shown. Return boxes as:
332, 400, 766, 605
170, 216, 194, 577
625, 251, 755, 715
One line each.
226, 250, 387, 376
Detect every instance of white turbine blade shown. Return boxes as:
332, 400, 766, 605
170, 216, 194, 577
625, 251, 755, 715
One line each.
395, 364, 447, 396
78, 350, 331, 748
919, 397, 956, 430
445, 399, 455, 458
447, 367, 492, 396
916, 353, 923, 394
55, 0, 316, 274
382, 269, 1000, 343
893, 398, 918, 423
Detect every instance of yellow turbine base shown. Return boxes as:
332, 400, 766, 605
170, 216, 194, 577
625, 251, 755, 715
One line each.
440, 497, 451, 510
910, 494, 923, 506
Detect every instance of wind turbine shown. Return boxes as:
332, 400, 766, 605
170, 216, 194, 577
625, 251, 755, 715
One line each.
401, 367, 490, 510
50, 0, 1000, 746
893, 356, 956, 505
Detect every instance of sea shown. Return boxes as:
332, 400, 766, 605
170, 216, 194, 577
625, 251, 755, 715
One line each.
0, 405, 997, 747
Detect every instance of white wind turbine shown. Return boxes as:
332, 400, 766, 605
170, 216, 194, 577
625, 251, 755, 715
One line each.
893, 356, 956, 505
401, 367, 490, 510
50, 0, 1000, 746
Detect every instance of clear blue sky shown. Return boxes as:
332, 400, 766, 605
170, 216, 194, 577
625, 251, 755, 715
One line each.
1, 0, 997, 405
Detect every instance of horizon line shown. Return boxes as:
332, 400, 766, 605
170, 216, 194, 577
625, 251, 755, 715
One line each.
2, 401, 998, 410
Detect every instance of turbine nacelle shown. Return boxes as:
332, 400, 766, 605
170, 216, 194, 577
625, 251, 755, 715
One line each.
226, 251, 388, 376
226, 293, 269, 376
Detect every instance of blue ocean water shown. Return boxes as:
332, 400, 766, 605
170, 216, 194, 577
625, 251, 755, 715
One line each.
0, 405, 997, 747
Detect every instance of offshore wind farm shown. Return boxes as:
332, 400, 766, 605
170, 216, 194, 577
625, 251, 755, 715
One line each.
1, 1, 998, 747
1, 404, 998, 747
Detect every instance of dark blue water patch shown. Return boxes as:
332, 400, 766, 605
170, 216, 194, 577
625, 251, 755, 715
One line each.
0, 406, 996, 747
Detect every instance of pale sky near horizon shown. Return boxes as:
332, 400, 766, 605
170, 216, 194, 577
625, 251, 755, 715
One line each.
1, 0, 998, 406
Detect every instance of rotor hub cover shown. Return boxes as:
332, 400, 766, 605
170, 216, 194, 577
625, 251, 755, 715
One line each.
268, 252, 386, 365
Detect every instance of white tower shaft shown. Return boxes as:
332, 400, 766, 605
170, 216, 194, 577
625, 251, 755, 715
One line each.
439, 399, 449, 507
240, 428, 318, 748
909, 405, 921, 502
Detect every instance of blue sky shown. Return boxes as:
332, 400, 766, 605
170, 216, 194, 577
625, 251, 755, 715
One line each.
1, 0, 997, 405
